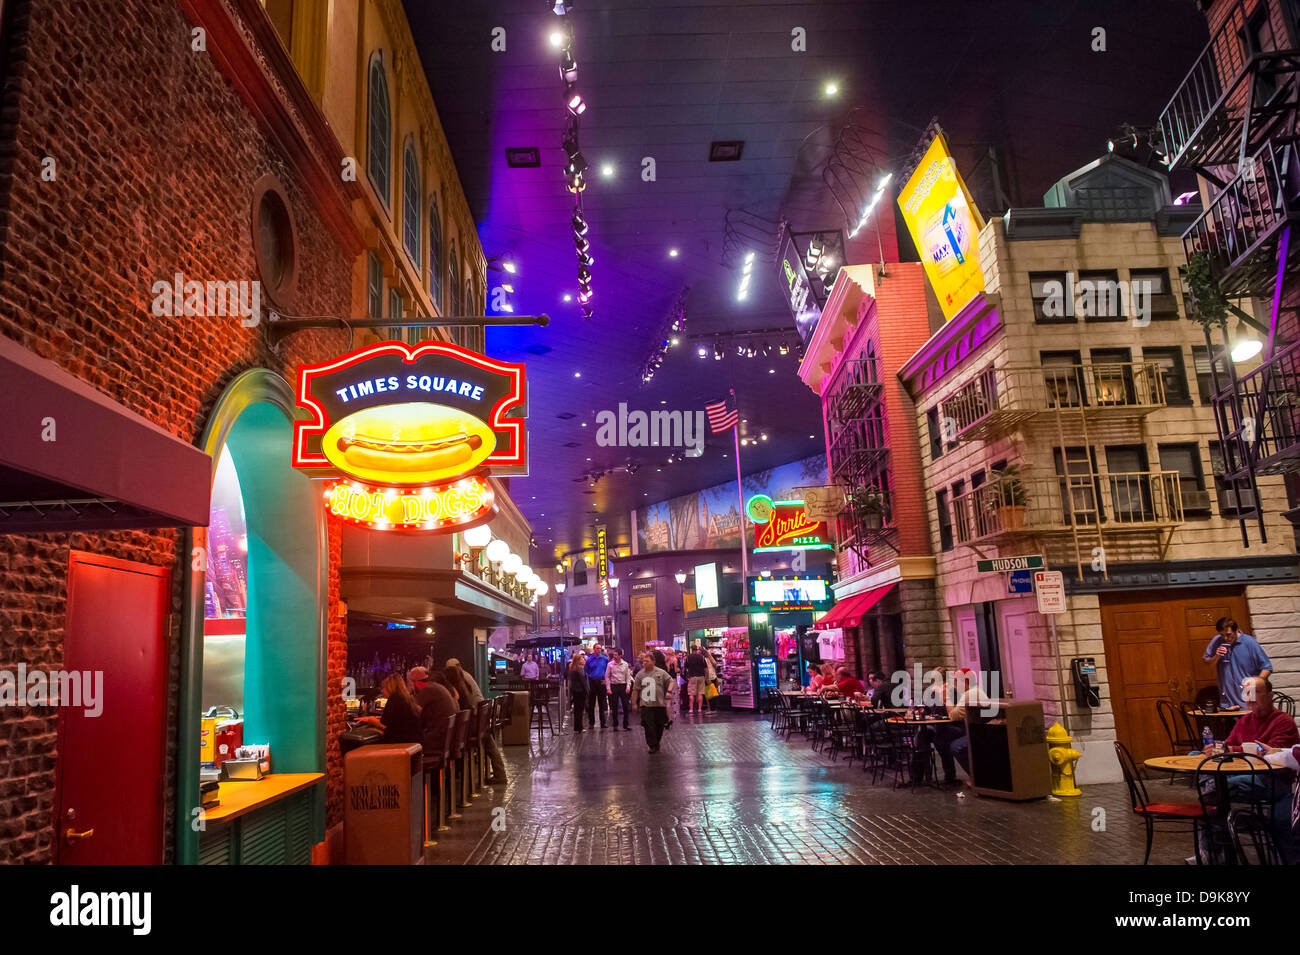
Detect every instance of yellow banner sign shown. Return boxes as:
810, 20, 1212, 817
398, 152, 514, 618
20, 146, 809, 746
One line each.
897, 132, 986, 321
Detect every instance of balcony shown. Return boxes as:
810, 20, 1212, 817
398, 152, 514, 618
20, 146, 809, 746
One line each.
826, 357, 883, 426
949, 469, 1185, 549
828, 415, 888, 485
1215, 337, 1300, 476
936, 362, 1167, 443
1158, 0, 1300, 170
1182, 139, 1300, 297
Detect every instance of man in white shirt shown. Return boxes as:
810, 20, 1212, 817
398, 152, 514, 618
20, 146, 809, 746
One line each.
605, 649, 633, 730
521, 656, 540, 680
936, 668, 993, 787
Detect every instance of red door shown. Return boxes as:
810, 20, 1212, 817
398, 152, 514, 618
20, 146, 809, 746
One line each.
55, 552, 170, 864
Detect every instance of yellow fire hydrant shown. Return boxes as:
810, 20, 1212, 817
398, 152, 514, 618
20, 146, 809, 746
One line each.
1046, 722, 1082, 796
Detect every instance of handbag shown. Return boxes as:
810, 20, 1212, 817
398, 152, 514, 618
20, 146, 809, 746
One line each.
705, 682, 719, 700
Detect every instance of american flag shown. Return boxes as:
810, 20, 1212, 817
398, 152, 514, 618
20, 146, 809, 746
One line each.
705, 394, 739, 434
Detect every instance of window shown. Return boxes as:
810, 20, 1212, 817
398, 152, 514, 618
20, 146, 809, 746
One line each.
1030, 271, 1071, 323
1079, 270, 1125, 322
572, 559, 589, 587
950, 479, 968, 543
367, 252, 383, 320
1105, 445, 1152, 521
1158, 444, 1210, 518
1129, 268, 1178, 320
366, 55, 392, 209
936, 490, 953, 552
388, 288, 403, 341
927, 407, 944, 461
1143, 346, 1191, 405
1192, 346, 1217, 404
251, 177, 296, 309
1054, 447, 1102, 524
1208, 442, 1258, 516
448, 240, 460, 318
1090, 347, 1135, 406
428, 197, 443, 312
402, 138, 421, 265
1041, 350, 1084, 408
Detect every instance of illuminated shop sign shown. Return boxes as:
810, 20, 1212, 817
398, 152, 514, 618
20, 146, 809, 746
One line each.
746, 495, 832, 553
324, 475, 494, 532
292, 341, 526, 532
749, 576, 832, 611
293, 340, 527, 483
897, 130, 986, 322
778, 232, 824, 344
596, 523, 609, 607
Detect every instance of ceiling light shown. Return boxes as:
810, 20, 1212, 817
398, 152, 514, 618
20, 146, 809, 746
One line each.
849, 173, 894, 238
697, 346, 708, 358
824, 81, 839, 96
768, 368, 775, 374
761, 433, 768, 441
503, 261, 518, 274
601, 164, 614, 177
668, 248, 679, 257
549, 31, 565, 48
574, 371, 582, 378
501, 283, 514, 293
1231, 319, 1264, 362
563, 293, 572, 302
571, 212, 588, 235
565, 151, 589, 176
566, 92, 586, 115
560, 52, 578, 85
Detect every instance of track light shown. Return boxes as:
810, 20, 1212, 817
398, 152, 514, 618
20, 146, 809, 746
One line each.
560, 52, 578, 85
572, 212, 588, 235
578, 288, 593, 304
578, 265, 591, 283
737, 249, 756, 301
565, 151, 588, 176
574, 234, 589, 253
848, 173, 893, 239
577, 251, 593, 267
566, 92, 586, 115
581, 305, 594, 319
566, 171, 586, 193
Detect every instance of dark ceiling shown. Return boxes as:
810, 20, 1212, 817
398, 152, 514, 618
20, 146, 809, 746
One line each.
404, 0, 1208, 563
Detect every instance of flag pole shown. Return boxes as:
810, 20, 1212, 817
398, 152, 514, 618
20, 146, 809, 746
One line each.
732, 391, 749, 583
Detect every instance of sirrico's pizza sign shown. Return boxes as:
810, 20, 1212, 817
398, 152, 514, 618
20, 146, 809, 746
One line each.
292, 341, 527, 532
747, 495, 832, 553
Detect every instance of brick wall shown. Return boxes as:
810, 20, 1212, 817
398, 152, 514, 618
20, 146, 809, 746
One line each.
0, 0, 353, 862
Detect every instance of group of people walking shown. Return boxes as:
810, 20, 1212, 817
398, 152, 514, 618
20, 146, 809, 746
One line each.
565, 643, 720, 753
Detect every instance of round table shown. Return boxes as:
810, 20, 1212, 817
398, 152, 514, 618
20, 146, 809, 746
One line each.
887, 716, 954, 725
1144, 754, 1283, 774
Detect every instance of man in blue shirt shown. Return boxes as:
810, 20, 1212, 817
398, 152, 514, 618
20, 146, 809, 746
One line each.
1203, 617, 1272, 709
585, 644, 611, 729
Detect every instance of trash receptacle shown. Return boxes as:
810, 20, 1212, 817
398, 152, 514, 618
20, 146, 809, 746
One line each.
503, 691, 531, 746
345, 743, 424, 865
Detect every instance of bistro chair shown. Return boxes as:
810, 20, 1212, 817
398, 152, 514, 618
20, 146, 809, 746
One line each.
784, 695, 810, 739
885, 718, 936, 791
1156, 699, 1199, 756
1193, 686, 1220, 710
827, 704, 864, 764
770, 692, 789, 734
1227, 809, 1286, 865
1195, 752, 1273, 866
528, 680, 555, 744
1272, 690, 1296, 717
1114, 741, 1205, 865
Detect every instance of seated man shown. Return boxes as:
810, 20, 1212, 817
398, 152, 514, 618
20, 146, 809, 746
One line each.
865, 671, 890, 708
834, 668, 866, 700
1198, 676, 1297, 860
934, 669, 992, 787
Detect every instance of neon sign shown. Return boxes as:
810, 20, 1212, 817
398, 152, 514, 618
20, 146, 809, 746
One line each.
324, 476, 494, 531
293, 340, 527, 484
746, 495, 832, 552
596, 523, 609, 606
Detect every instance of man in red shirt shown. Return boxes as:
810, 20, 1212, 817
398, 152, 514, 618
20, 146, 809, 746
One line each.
834, 669, 866, 699
1202, 677, 1300, 755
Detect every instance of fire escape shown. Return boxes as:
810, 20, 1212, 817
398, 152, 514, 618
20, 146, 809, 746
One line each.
1158, 0, 1300, 540
825, 354, 896, 566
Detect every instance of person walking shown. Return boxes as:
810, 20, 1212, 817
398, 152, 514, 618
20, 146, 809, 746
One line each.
585, 644, 611, 729
684, 644, 709, 716
664, 650, 680, 722
651, 648, 674, 729
702, 646, 718, 713
632, 651, 673, 754
568, 652, 590, 733
605, 648, 633, 730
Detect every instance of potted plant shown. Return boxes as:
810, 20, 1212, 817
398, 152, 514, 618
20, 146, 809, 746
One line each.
848, 486, 886, 529
992, 464, 1028, 531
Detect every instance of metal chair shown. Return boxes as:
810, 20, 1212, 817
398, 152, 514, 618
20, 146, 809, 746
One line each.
1272, 690, 1296, 717
1114, 741, 1205, 865
1193, 685, 1220, 710
423, 714, 456, 840
1195, 752, 1274, 866
1156, 699, 1200, 754
1228, 809, 1286, 865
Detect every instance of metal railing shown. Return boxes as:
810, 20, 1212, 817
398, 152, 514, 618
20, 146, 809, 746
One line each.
1183, 140, 1293, 294
936, 362, 1167, 442
1158, 0, 1253, 168
949, 470, 1185, 545
826, 357, 883, 426
1218, 337, 1300, 474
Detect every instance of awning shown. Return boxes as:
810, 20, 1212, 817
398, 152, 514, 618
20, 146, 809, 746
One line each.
814, 584, 896, 629
0, 334, 212, 533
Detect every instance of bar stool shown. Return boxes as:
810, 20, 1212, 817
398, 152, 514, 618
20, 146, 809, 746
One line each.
446, 709, 470, 816
469, 700, 492, 793
423, 714, 456, 841
529, 680, 554, 743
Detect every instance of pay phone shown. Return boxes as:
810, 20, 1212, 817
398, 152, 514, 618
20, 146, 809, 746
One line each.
1071, 657, 1100, 707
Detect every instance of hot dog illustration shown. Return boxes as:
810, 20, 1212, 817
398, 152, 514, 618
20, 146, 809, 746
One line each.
322, 402, 495, 485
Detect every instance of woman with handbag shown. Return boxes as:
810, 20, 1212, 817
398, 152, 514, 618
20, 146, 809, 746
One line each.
568, 653, 590, 733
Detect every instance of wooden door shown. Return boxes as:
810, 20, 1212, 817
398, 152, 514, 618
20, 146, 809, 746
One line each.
55, 552, 170, 864
1099, 588, 1250, 764
630, 594, 657, 658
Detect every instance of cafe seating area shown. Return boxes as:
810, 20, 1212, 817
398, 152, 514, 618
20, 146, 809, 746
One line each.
422, 695, 514, 844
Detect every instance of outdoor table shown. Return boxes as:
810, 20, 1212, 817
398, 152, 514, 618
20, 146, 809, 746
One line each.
887, 716, 954, 725
1185, 707, 1247, 740
1144, 754, 1283, 775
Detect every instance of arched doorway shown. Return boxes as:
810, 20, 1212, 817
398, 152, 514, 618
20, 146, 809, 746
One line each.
178, 370, 328, 865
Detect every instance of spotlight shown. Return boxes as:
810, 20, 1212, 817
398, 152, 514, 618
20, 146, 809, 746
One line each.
563, 293, 573, 302
668, 248, 679, 257
824, 81, 839, 96
566, 171, 587, 193
572, 212, 588, 235
560, 52, 578, 84
574, 234, 590, 253
578, 288, 593, 304
697, 345, 708, 358
503, 260, 518, 274
549, 31, 564, 48
713, 343, 724, 360
849, 172, 893, 238
567, 92, 587, 115
552, 1, 569, 14
601, 163, 614, 177
578, 265, 591, 283
577, 251, 594, 267
565, 151, 589, 176
737, 249, 755, 301
581, 305, 594, 319
805, 238, 825, 271
778, 342, 789, 355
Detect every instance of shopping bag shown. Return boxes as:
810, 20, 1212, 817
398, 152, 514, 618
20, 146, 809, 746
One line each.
705, 682, 719, 699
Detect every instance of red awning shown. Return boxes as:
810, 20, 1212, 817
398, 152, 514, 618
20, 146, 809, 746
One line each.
815, 584, 896, 629
0, 333, 212, 533
839, 584, 896, 627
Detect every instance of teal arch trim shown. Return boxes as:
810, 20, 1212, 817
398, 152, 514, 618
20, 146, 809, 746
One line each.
178, 369, 328, 865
